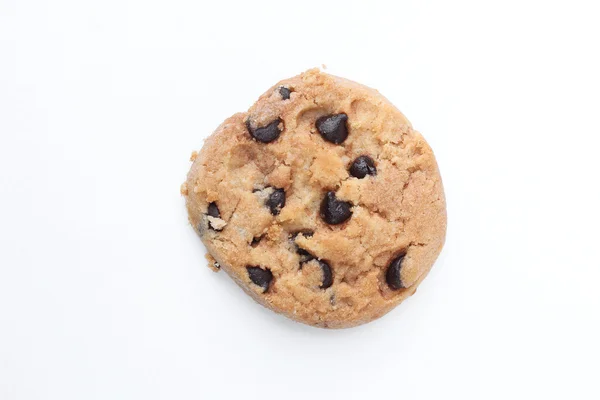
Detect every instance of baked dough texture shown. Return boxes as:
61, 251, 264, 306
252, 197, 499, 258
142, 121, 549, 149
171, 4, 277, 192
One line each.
182, 69, 446, 328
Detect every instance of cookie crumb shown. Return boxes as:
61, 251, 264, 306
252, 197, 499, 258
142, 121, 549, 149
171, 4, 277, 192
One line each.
205, 253, 220, 272
207, 216, 226, 231
190, 151, 198, 162
180, 183, 188, 195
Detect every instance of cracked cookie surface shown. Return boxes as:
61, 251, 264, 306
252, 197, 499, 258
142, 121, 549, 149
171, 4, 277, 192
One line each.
182, 69, 446, 328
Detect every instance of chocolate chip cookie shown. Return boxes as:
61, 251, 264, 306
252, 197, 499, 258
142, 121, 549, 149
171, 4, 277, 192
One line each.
181, 69, 446, 328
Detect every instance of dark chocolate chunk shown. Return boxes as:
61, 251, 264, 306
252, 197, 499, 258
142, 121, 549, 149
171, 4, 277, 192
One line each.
290, 231, 314, 240
290, 231, 315, 263
318, 260, 333, 289
266, 188, 286, 215
246, 266, 273, 293
251, 236, 263, 247
320, 191, 352, 225
349, 155, 377, 178
316, 113, 348, 144
206, 202, 223, 231
207, 202, 220, 218
278, 86, 291, 100
297, 247, 315, 263
246, 118, 283, 143
297, 247, 313, 257
386, 254, 406, 290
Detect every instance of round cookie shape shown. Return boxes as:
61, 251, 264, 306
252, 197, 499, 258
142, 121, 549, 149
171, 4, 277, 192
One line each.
182, 69, 446, 328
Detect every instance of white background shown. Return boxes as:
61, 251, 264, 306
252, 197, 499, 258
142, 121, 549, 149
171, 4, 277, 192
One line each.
1, 0, 599, 399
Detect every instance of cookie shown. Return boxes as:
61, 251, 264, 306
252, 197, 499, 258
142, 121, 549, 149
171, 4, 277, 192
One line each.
182, 69, 446, 328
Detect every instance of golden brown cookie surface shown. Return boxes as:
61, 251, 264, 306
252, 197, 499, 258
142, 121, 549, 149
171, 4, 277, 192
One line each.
183, 69, 446, 328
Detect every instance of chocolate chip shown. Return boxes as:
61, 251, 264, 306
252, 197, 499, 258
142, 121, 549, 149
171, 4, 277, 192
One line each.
246, 266, 273, 293
246, 118, 283, 143
290, 231, 314, 240
297, 247, 313, 257
206, 202, 223, 231
290, 231, 315, 262
251, 236, 263, 247
349, 155, 377, 178
278, 86, 291, 100
318, 260, 333, 289
320, 191, 352, 225
266, 188, 286, 215
213, 262, 220, 269
386, 254, 406, 290
316, 113, 348, 144
297, 247, 315, 263
207, 202, 220, 218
